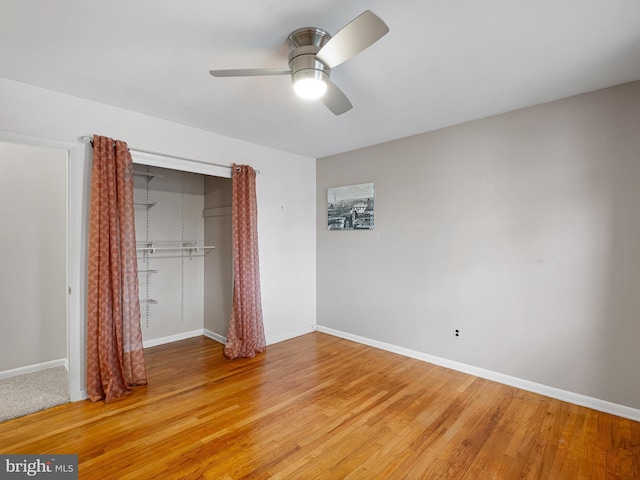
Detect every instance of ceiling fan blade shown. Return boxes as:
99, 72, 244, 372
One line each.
322, 80, 353, 115
316, 10, 389, 69
209, 68, 291, 77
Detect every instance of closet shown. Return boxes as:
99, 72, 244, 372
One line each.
133, 163, 232, 346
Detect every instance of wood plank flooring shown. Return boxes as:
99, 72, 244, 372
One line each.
0, 333, 638, 479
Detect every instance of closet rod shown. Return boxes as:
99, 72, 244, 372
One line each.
80, 136, 260, 174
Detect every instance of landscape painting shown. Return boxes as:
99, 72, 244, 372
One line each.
327, 183, 374, 230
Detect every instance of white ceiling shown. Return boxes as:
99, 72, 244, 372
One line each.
1, 0, 639, 158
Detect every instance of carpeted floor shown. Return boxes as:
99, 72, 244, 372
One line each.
0, 366, 69, 423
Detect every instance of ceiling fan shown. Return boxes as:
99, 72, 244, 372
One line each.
209, 10, 389, 115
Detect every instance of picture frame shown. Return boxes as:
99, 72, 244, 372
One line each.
327, 183, 374, 230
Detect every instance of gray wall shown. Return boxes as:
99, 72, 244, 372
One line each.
203, 176, 233, 337
317, 81, 640, 410
0, 141, 67, 371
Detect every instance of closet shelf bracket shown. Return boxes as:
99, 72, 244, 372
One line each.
133, 170, 163, 182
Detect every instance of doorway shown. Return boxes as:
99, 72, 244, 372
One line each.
0, 140, 69, 414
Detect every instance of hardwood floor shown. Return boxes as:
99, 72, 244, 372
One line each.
0, 333, 638, 479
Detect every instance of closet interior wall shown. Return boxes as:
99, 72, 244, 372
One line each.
133, 164, 232, 345
203, 176, 233, 338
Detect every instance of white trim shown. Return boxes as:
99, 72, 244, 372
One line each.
316, 326, 640, 422
0, 358, 68, 380
267, 326, 316, 346
67, 143, 85, 402
130, 151, 231, 179
202, 326, 315, 347
142, 329, 204, 349
203, 329, 227, 344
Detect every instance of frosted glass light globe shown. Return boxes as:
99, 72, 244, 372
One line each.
293, 78, 327, 99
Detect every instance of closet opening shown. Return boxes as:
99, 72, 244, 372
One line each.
131, 154, 233, 348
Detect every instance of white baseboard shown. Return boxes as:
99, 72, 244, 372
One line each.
0, 358, 68, 380
203, 329, 227, 344
267, 325, 316, 346
316, 325, 640, 422
203, 326, 316, 347
143, 329, 204, 349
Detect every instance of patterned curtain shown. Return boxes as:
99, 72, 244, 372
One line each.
224, 164, 266, 359
86, 135, 147, 403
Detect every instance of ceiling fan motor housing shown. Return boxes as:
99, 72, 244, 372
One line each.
287, 28, 332, 86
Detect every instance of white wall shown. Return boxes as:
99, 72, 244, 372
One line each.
0, 78, 317, 399
0, 141, 67, 371
317, 81, 640, 412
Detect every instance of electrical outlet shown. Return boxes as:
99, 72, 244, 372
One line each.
453, 328, 461, 340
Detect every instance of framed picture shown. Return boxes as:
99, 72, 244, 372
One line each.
327, 183, 374, 230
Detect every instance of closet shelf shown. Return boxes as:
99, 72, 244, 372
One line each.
136, 240, 215, 254
134, 201, 158, 209
138, 269, 158, 275
133, 170, 163, 182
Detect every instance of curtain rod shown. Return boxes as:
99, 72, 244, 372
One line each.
80, 136, 259, 174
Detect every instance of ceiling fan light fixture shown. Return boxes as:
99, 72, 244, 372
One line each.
292, 68, 328, 99
294, 77, 327, 99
